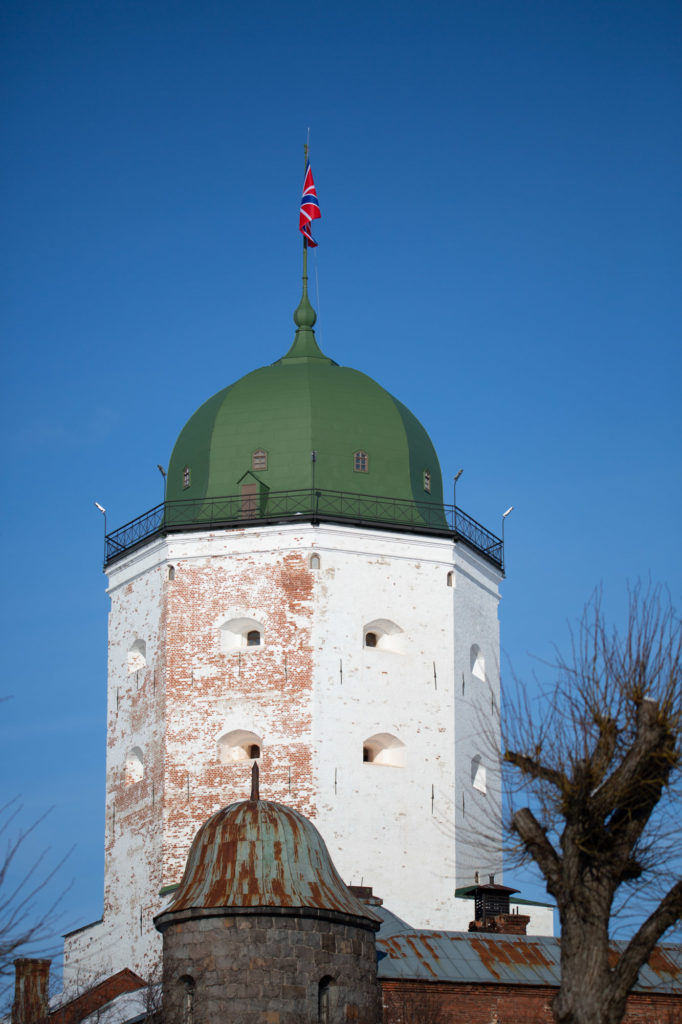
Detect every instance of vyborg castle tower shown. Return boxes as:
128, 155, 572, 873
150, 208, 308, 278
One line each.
63, 254, 506, 986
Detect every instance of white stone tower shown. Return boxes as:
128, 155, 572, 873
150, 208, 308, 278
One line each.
63, 266, 505, 987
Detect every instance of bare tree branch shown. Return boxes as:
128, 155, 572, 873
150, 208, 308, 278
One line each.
612, 879, 682, 1000
503, 584, 682, 1024
0, 798, 72, 1004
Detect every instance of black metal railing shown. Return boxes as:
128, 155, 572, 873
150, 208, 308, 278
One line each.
104, 487, 504, 570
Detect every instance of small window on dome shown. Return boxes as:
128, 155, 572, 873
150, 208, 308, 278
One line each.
423, 469, 431, 493
183, 466, 191, 490
252, 448, 268, 472
354, 450, 369, 473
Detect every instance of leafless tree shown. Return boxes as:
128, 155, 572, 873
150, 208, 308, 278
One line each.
503, 585, 682, 1024
0, 798, 71, 1004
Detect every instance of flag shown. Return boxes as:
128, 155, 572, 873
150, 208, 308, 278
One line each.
299, 161, 321, 246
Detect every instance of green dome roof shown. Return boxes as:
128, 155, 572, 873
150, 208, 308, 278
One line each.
166, 276, 444, 521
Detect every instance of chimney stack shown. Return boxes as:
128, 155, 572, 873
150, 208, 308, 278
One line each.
468, 880, 530, 936
12, 959, 51, 1024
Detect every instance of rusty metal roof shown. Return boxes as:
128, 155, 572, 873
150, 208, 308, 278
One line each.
376, 924, 682, 995
160, 797, 380, 925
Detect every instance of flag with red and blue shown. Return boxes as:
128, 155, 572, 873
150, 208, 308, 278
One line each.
299, 161, 321, 246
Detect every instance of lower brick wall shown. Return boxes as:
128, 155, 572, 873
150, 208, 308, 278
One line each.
380, 980, 682, 1024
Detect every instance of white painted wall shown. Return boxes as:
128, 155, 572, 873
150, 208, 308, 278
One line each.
64, 519, 551, 989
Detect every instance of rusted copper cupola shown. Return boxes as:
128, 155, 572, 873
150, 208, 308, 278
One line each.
155, 765, 381, 1024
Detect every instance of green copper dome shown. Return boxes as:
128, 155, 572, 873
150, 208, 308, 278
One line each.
166, 273, 445, 527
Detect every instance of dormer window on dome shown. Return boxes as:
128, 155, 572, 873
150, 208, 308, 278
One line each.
183, 465, 191, 489
353, 450, 369, 473
252, 449, 268, 471
423, 469, 431, 493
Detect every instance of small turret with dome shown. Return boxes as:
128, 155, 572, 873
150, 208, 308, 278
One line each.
166, 248, 446, 528
155, 766, 381, 1024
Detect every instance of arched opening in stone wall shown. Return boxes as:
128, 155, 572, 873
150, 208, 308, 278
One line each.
470, 644, 486, 682
471, 754, 487, 794
362, 619, 404, 653
318, 975, 334, 1024
178, 975, 195, 1024
310, 553, 321, 570
218, 729, 263, 764
125, 746, 144, 785
220, 617, 265, 652
362, 732, 405, 767
127, 639, 146, 674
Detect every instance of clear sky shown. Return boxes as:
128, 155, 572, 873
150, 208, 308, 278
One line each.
1, 0, 681, 964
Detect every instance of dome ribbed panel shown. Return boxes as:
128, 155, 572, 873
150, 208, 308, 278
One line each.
166, 799, 379, 924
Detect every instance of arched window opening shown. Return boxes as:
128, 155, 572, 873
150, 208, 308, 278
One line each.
447, 571, 454, 587
318, 976, 333, 1024
252, 448, 268, 471
423, 469, 431, 493
168, 565, 176, 581
218, 729, 263, 764
125, 747, 144, 785
182, 466, 191, 490
310, 553, 321, 570
178, 975, 195, 1024
470, 644, 486, 682
353, 450, 369, 473
220, 617, 265, 652
471, 755, 487, 794
362, 619, 404, 653
127, 639, 146, 674
362, 732, 405, 768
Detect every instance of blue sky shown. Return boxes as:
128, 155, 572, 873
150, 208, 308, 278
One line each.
1, 0, 681, 960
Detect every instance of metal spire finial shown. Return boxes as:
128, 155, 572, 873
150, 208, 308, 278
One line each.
250, 761, 260, 801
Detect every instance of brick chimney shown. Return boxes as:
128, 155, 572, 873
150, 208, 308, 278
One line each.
467, 875, 530, 936
12, 959, 51, 1024
347, 884, 383, 907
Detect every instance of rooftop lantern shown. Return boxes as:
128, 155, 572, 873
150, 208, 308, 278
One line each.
468, 875, 531, 936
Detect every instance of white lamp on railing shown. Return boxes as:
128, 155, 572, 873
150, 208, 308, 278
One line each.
157, 464, 167, 502
501, 506, 514, 561
94, 502, 107, 561
453, 469, 463, 531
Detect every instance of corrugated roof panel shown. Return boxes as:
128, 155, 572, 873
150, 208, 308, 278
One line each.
377, 930, 682, 994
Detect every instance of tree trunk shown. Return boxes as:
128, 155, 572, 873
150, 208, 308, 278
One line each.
552, 900, 627, 1024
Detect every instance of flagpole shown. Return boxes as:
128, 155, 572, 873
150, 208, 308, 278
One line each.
302, 137, 309, 296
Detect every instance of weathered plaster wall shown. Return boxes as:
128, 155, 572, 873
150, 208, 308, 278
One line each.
65, 521, 512, 987
453, 545, 503, 887
309, 525, 494, 928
